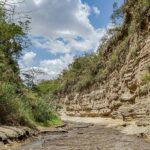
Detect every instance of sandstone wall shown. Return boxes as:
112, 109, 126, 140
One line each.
61, 34, 150, 126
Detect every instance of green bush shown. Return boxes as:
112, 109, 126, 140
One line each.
75, 74, 93, 91
36, 80, 60, 96
0, 81, 58, 126
141, 73, 150, 85
108, 53, 118, 71
32, 97, 57, 123
0, 82, 31, 125
95, 69, 108, 82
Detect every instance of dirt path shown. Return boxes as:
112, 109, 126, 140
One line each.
16, 115, 150, 150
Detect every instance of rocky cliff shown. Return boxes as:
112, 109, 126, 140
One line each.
59, 0, 150, 126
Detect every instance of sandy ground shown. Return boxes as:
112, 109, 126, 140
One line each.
61, 113, 150, 136
14, 114, 150, 150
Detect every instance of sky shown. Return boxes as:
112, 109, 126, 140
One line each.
14, 0, 124, 80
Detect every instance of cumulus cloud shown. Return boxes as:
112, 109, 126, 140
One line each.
13, 0, 109, 80
20, 53, 74, 81
39, 54, 74, 79
17, 0, 105, 54
22, 51, 36, 66
17, 0, 93, 37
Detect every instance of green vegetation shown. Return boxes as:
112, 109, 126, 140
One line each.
140, 71, 150, 95
111, 2, 123, 25
0, 2, 59, 127
141, 73, 150, 85
0, 0, 149, 127
36, 80, 60, 96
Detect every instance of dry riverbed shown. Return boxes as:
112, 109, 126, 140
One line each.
2, 115, 148, 150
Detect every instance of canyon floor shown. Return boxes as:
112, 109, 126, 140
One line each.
12, 114, 150, 150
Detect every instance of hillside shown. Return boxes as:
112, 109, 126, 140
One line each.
57, 0, 150, 126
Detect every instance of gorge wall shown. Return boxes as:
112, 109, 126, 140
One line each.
59, 0, 150, 126
61, 34, 150, 125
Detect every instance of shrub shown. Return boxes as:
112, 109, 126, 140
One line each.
75, 74, 93, 91
0, 81, 58, 126
0, 82, 30, 125
141, 73, 150, 85
139, 83, 150, 96
36, 80, 60, 96
95, 69, 108, 82
20, 89, 59, 126
32, 97, 57, 123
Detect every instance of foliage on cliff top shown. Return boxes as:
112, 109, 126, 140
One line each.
53, 0, 150, 94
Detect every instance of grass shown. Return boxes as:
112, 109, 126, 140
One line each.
36, 116, 62, 127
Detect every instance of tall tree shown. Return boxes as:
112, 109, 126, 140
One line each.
0, 0, 30, 79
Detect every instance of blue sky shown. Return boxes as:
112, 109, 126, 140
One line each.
18, 0, 124, 80
83, 0, 124, 28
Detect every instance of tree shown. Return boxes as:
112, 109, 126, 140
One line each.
111, 2, 124, 25
0, 1, 31, 58
0, 0, 31, 81
0, 1, 32, 125
21, 68, 47, 88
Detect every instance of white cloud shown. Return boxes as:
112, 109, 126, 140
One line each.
16, 0, 108, 80
22, 51, 36, 66
17, 0, 94, 37
39, 54, 74, 79
32, 37, 70, 54
17, 0, 105, 54
93, 6, 100, 15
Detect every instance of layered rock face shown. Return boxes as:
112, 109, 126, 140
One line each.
59, 0, 150, 126
60, 34, 150, 126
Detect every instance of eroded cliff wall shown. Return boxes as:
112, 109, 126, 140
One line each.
61, 33, 150, 124
59, 0, 150, 126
